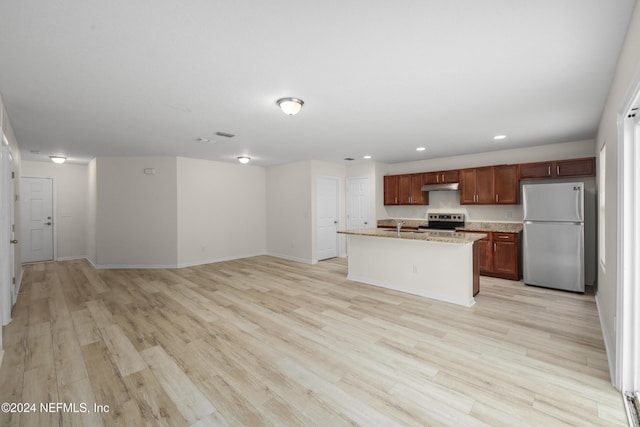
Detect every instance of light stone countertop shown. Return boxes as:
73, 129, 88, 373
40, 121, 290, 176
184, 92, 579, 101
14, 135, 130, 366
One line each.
456, 222, 523, 233
338, 228, 487, 244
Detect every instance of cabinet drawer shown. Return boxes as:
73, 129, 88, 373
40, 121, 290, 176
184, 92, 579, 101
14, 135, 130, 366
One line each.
493, 232, 516, 242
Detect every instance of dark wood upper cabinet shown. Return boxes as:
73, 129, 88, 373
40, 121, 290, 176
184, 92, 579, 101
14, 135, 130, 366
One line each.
494, 164, 519, 204
460, 167, 495, 204
384, 174, 428, 205
520, 157, 595, 180
424, 169, 459, 185
409, 174, 428, 205
556, 158, 595, 177
383, 175, 399, 205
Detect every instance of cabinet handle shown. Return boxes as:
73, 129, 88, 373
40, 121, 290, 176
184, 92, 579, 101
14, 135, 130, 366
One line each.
548, 166, 551, 176
494, 243, 497, 252
496, 194, 499, 202
441, 174, 445, 182
436, 174, 440, 183
497, 235, 509, 239
557, 165, 560, 175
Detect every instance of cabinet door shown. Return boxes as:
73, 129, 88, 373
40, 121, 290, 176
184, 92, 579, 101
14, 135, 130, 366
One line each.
397, 175, 412, 204
477, 236, 493, 273
493, 233, 518, 279
441, 170, 459, 183
383, 176, 399, 205
519, 161, 553, 180
476, 167, 495, 204
424, 172, 439, 185
410, 174, 428, 205
555, 158, 595, 177
494, 165, 519, 204
459, 169, 477, 204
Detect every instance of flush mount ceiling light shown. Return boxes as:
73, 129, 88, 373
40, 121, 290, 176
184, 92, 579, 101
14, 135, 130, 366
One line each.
493, 135, 507, 140
237, 156, 251, 164
363, 155, 372, 159
416, 147, 426, 151
276, 97, 304, 115
49, 156, 66, 164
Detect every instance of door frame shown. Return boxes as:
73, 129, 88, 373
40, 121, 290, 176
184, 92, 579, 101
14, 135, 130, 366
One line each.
0, 131, 16, 325
315, 176, 341, 262
20, 176, 56, 263
616, 70, 640, 395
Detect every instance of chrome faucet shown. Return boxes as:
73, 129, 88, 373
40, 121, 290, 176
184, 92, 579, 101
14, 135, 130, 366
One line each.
396, 220, 405, 234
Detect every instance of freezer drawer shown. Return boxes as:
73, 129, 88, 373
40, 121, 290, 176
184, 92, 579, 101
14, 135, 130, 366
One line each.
523, 222, 584, 292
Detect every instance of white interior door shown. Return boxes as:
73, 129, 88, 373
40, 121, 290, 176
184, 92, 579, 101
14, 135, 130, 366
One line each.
347, 177, 370, 229
317, 177, 339, 261
20, 177, 54, 263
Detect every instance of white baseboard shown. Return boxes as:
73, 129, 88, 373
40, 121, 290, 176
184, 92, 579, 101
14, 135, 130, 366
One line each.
176, 252, 267, 268
265, 252, 313, 265
595, 293, 616, 386
56, 256, 87, 262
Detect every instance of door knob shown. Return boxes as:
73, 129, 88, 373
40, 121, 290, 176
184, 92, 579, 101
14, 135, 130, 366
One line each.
45, 222, 52, 226
10, 240, 18, 244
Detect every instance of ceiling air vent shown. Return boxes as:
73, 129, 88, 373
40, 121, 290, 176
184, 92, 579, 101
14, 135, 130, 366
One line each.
344, 157, 355, 161
215, 131, 235, 138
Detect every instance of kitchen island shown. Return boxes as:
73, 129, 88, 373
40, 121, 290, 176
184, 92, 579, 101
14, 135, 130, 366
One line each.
338, 228, 486, 307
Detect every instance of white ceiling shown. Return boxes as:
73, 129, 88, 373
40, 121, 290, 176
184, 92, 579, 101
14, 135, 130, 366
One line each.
0, 1, 635, 166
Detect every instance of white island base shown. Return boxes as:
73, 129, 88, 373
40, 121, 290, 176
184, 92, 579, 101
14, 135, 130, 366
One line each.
345, 234, 479, 307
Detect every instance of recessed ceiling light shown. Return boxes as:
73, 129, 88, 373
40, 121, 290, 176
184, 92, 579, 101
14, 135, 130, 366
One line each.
416, 147, 426, 151
30, 150, 40, 154
196, 138, 215, 143
363, 155, 372, 159
237, 156, 251, 164
493, 135, 507, 140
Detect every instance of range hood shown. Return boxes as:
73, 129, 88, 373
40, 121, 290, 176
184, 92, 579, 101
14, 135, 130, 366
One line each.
421, 183, 460, 192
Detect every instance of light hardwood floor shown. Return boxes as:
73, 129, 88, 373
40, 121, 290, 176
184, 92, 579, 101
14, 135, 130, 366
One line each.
0, 256, 628, 426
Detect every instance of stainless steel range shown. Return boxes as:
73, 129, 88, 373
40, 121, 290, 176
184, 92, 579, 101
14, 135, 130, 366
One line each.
418, 213, 465, 233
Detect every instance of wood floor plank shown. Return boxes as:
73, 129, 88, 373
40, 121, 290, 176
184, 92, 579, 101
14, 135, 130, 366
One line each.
140, 345, 220, 425
122, 368, 189, 427
98, 324, 147, 377
0, 257, 627, 426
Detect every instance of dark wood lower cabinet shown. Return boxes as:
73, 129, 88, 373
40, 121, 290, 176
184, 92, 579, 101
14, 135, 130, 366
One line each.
462, 231, 521, 280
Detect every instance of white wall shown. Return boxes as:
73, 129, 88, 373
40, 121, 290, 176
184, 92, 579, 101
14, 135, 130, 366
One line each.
266, 161, 313, 263
176, 157, 266, 267
86, 159, 97, 264
21, 161, 89, 260
96, 157, 178, 267
595, 1, 640, 382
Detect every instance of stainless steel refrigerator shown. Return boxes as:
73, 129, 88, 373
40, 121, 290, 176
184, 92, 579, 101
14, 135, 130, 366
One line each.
522, 182, 585, 292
